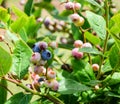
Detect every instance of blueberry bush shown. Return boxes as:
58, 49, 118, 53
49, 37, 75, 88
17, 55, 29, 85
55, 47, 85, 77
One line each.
0, 0, 120, 104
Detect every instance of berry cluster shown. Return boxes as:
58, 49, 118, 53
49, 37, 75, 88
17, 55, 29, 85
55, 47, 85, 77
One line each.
43, 17, 67, 33
64, 1, 85, 27
72, 40, 92, 59
28, 41, 59, 91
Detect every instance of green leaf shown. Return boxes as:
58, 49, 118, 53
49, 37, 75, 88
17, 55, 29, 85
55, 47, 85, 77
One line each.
85, 31, 101, 45
5, 92, 32, 104
101, 60, 112, 74
109, 45, 120, 69
24, 0, 33, 16
86, 11, 106, 40
11, 40, 32, 79
6, 30, 19, 42
34, 2, 59, 16
71, 23, 82, 40
12, 6, 28, 17
59, 79, 90, 94
85, 0, 101, 8
109, 72, 120, 85
79, 47, 102, 55
19, 28, 28, 42
0, 0, 3, 5
0, 7, 10, 22
0, 46, 12, 77
71, 58, 85, 72
10, 16, 27, 33
109, 13, 120, 49
0, 79, 7, 104
84, 63, 96, 80
71, 58, 94, 82
105, 92, 120, 98
24, 16, 41, 38
109, 13, 120, 35
11, 16, 27, 33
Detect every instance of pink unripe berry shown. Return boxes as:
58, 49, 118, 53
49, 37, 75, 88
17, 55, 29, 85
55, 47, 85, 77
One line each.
72, 48, 83, 59
38, 60, 47, 66
34, 66, 46, 75
20, 0, 26, 5
0, 35, 5, 42
31, 73, 40, 81
44, 79, 59, 91
37, 17, 43, 23
49, 41, 58, 49
30, 52, 41, 64
47, 70, 56, 79
92, 64, 99, 71
59, 20, 66, 27
60, 37, 67, 44
39, 41, 48, 50
74, 3, 81, 10
82, 42, 92, 48
51, 79, 59, 91
70, 13, 84, 27
74, 40, 83, 48
65, 2, 74, 10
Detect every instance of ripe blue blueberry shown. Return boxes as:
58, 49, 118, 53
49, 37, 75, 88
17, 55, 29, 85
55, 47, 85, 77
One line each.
41, 50, 52, 60
32, 42, 41, 52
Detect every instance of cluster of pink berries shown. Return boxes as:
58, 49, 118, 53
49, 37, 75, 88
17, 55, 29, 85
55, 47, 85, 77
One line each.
43, 17, 67, 33
28, 41, 59, 91
64, 1, 85, 27
72, 40, 92, 59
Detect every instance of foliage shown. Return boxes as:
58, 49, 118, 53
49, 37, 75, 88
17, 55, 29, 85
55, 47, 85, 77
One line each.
0, 0, 120, 104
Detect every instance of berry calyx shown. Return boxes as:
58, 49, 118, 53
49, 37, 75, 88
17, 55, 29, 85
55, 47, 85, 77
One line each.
72, 48, 83, 59
41, 50, 52, 60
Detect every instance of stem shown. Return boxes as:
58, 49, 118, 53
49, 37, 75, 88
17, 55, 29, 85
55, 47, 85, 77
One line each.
0, 83, 13, 95
3, 40, 13, 54
2, 77, 64, 104
88, 53, 92, 65
79, 27, 86, 43
103, 0, 109, 54
97, 0, 109, 79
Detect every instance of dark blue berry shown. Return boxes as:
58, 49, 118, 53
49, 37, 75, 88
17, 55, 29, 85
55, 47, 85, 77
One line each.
38, 77, 44, 82
32, 42, 40, 52
41, 50, 52, 60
